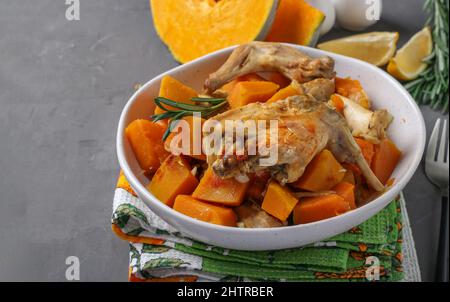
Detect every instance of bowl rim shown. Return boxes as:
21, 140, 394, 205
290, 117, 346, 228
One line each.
116, 43, 426, 234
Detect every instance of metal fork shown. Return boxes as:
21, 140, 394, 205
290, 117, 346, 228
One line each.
425, 118, 449, 282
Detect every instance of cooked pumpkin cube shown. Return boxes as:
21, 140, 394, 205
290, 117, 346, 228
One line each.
293, 194, 351, 224
125, 119, 169, 174
192, 167, 249, 206
147, 155, 199, 207
228, 81, 279, 108
154, 75, 197, 115
341, 169, 356, 185
173, 195, 237, 227
354, 138, 375, 166
220, 73, 265, 95
293, 149, 346, 191
335, 77, 370, 109
261, 180, 298, 222
332, 182, 356, 210
371, 138, 401, 185
245, 172, 270, 202
164, 115, 206, 161
264, 72, 291, 88
266, 84, 299, 103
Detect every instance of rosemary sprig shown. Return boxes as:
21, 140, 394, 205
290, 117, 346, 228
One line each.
405, 0, 449, 112
151, 96, 227, 140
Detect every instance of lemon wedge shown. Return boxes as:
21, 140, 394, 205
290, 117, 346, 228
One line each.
317, 32, 399, 66
387, 27, 433, 81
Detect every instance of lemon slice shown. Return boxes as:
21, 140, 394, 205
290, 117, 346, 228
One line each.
387, 27, 433, 81
317, 32, 399, 66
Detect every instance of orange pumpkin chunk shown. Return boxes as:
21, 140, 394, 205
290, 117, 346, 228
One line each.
293, 194, 351, 224
293, 150, 346, 191
246, 172, 270, 202
371, 138, 402, 185
154, 76, 197, 115
342, 169, 356, 185
264, 72, 291, 88
228, 81, 279, 108
125, 119, 169, 174
220, 73, 265, 95
148, 155, 199, 207
173, 195, 237, 227
192, 167, 249, 206
165, 115, 206, 160
329, 94, 345, 114
335, 77, 370, 109
332, 182, 356, 210
355, 137, 375, 166
262, 181, 298, 222
266, 85, 299, 103
342, 162, 362, 177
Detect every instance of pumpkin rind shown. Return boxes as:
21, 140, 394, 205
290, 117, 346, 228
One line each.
150, 0, 279, 63
265, 0, 324, 46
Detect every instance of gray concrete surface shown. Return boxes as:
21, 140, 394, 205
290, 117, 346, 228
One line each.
0, 0, 447, 281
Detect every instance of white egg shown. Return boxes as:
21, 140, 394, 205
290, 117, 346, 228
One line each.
305, 0, 336, 36
332, 0, 383, 31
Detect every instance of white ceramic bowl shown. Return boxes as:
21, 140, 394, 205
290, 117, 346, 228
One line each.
117, 44, 425, 251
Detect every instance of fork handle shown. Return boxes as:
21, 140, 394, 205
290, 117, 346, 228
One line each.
436, 194, 449, 282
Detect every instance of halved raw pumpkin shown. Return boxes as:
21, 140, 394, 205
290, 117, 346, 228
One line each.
265, 0, 324, 46
150, 0, 279, 63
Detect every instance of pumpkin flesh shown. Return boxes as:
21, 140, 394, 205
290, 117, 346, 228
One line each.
265, 0, 324, 46
151, 0, 279, 63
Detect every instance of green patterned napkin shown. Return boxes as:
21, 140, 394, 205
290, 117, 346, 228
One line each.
112, 174, 413, 282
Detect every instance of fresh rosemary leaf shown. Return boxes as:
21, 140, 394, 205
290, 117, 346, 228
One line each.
151, 96, 228, 141
162, 112, 186, 141
155, 97, 211, 111
191, 97, 226, 105
154, 98, 176, 113
151, 111, 173, 123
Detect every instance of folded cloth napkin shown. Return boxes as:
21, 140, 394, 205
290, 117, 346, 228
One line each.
112, 171, 421, 282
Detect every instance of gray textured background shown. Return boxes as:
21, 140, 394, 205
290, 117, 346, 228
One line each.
0, 0, 446, 281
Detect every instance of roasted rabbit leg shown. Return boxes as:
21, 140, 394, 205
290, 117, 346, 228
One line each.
294, 78, 335, 102
204, 41, 335, 94
205, 95, 385, 192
